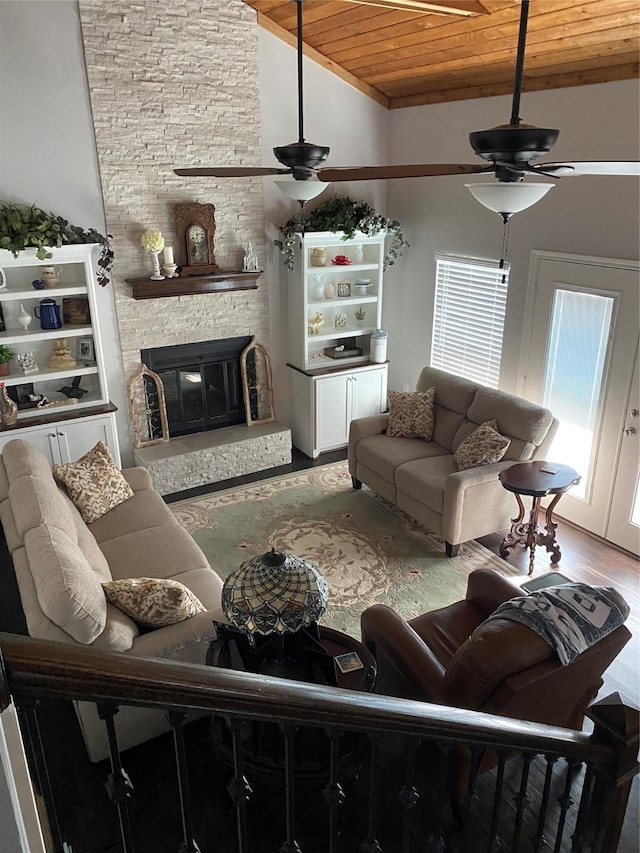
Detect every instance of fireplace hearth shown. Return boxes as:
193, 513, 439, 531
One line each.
141, 337, 253, 438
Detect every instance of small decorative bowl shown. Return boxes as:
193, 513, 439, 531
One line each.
32, 279, 47, 290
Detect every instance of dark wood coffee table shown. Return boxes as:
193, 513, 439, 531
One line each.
207, 625, 376, 782
498, 461, 581, 575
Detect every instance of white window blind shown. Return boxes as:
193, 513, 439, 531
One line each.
431, 254, 509, 388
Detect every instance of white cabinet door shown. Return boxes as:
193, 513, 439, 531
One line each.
351, 367, 387, 421
55, 414, 119, 465
0, 413, 120, 466
315, 374, 351, 452
0, 424, 62, 464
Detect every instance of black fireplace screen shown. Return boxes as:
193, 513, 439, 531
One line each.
141, 336, 253, 438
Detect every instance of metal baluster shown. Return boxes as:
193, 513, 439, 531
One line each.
533, 755, 558, 852
169, 711, 201, 853
462, 745, 484, 807
16, 701, 72, 853
429, 740, 451, 851
227, 717, 253, 853
553, 759, 579, 853
486, 751, 507, 853
571, 762, 596, 851
323, 728, 345, 853
511, 753, 533, 851
361, 735, 382, 853
98, 702, 135, 853
280, 724, 302, 853
399, 742, 420, 853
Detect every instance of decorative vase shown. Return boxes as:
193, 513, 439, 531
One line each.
324, 282, 335, 299
0, 362, 9, 377
41, 265, 62, 288
310, 274, 325, 300
149, 250, 165, 281
351, 244, 364, 263
0, 383, 17, 425
17, 304, 32, 331
310, 247, 327, 267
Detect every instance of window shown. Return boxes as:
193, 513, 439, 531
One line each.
431, 254, 509, 388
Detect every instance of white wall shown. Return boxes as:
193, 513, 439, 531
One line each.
384, 79, 640, 394
258, 28, 390, 423
0, 0, 129, 458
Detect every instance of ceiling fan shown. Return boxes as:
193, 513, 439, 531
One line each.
175, 0, 639, 217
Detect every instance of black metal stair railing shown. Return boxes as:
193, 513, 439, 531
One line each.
0, 633, 637, 853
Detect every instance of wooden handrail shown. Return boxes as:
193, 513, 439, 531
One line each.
0, 633, 614, 765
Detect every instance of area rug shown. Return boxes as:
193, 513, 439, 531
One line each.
171, 461, 518, 637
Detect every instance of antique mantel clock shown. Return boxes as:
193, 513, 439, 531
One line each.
173, 202, 220, 277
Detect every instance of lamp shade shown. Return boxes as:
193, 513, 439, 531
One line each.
221, 547, 329, 635
274, 180, 326, 203
465, 182, 554, 216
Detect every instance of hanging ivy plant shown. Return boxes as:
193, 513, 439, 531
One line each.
0, 201, 114, 287
274, 195, 408, 272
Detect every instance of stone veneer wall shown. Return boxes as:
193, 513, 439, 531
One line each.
78, 0, 268, 421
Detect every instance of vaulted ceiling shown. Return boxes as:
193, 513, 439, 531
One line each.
245, 0, 640, 109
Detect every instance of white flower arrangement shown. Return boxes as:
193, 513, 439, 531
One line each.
141, 230, 165, 253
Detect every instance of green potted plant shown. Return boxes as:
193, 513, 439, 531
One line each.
0, 345, 15, 377
0, 201, 113, 287
275, 195, 408, 272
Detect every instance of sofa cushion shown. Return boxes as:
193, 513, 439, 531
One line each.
24, 524, 107, 644
89, 603, 139, 652
467, 388, 553, 460
2, 439, 52, 483
88, 488, 181, 545
396, 454, 458, 514
103, 578, 206, 628
9, 474, 77, 541
357, 434, 447, 485
387, 388, 435, 441
53, 442, 134, 523
454, 420, 511, 471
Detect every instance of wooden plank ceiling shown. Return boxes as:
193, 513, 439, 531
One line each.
244, 0, 640, 109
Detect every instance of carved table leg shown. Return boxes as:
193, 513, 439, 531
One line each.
536, 492, 563, 564
499, 493, 527, 558
526, 496, 543, 576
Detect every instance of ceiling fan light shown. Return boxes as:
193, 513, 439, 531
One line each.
274, 180, 326, 203
465, 182, 554, 216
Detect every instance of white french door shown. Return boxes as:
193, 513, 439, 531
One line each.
522, 252, 639, 552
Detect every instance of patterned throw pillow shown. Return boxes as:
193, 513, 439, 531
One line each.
52, 441, 134, 524
387, 387, 435, 441
102, 578, 206, 628
454, 420, 511, 471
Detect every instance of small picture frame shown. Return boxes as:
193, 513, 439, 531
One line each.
334, 651, 364, 674
7, 382, 37, 410
337, 281, 351, 298
77, 336, 95, 363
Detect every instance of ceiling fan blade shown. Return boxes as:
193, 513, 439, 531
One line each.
173, 167, 291, 177
535, 161, 640, 177
317, 163, 490, 182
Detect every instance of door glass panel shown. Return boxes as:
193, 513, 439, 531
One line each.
180, 370, 204, 423
542, 289, 615, 501
203, 363, 228, 418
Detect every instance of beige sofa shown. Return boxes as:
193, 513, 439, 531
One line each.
0, 438, 224, 760
349, 367, 558, 556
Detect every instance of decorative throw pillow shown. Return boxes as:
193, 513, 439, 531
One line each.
387, 387, 435, 441
102, 578, 206, 628
454, 419, 511, 471
52, 441, 134, 524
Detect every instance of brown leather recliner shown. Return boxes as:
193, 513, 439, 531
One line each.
361, 569, 631, 733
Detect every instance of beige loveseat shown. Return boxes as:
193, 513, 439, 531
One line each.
0, 438, 224, 760
349, 367, 558, 556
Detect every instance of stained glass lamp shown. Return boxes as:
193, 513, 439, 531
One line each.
221, 547, 329, 636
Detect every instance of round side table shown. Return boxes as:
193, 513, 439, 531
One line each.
498, 461, 581, 575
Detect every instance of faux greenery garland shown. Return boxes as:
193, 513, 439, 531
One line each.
274, 196, 408, 272
0, 201, 114, 287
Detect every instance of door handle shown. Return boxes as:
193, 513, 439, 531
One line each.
630, 409, 639, 418
624, 427, 637, 437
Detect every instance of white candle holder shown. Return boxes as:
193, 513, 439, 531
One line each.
149, 250, 165, 281
163, 263, 179, 278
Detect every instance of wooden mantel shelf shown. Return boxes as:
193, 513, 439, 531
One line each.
126, 270, 263, 300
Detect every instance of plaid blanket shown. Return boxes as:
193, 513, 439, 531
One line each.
487, 583, 630, 665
